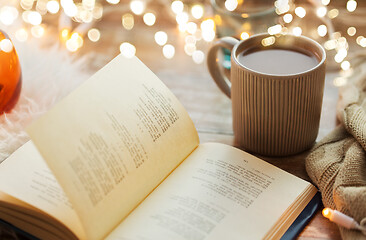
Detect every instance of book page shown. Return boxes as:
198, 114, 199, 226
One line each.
106, 143, 316, 240
27, 55, 199, 240
0, 141, 84, 239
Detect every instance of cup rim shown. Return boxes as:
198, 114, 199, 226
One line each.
210, 0, 276, 19
231, 33, 326, 78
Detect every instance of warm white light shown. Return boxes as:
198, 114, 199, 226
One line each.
154, 31, 168, 46
47, 0, 60, 14
268, 24, 282, 35
328, 9, 339, 18
283, 13, 293, 23
324, 40, 336, 50
0, 39, 13, 53
202, 30, 215, 42
356, 36, 364, 45
130, 0, 145, 15
347, 27, 356, 36
261, 36, 276, 46
295, 7, 306, 18
187, 22, 197, 34
31, 25, 45, 38
70, 32, 83, 48
292, 27, 302, 36
27, 11, 42, 25
201, 19, 215, 31
192, 50, 204, 64
185, 35, 196, 45
341, 61, 351, 70
275, 1, 290, 14
171, 1, 184, 14
178, 23, 187, 32
347, 0, 357, 12
184, 43, 196, 56
163, 44, 175, 59
15, 28, 28, 42
120, 42, 136, 58
93, 5, 103, 19
176, 12, 189, 25
66, 39, 78, 52
0, 6, 18, 25
240, 32, 250, 40
334, 49, 347, 63
317, 25, 327, 37
360, 38, 366, 47
316, 7, 327, 17
321, 0, 330, 5
191, 5, 204, 19
333, 77, 347, 87
107, 0, 120, 4
62, 0, 77, 17
225, 0, 238, 11
143, 13, 156, 26
122, 13, 134, 30
88, 28, 100, 42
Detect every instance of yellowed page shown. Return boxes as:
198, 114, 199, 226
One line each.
0, 141, 84, 239
27, 55, 199, 240
106, 143, 316, 240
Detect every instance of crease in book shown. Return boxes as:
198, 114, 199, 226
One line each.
0, 54, 321, 240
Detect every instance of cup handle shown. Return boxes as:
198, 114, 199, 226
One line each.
207, 37, 239, 98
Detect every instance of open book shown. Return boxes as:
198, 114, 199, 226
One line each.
0, 55, 318, 240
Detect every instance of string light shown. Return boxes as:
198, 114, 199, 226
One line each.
317, 25, 327, 37
192, 50, 204, 64
176, 12, 188, 25
120, 42, 136, 58
106, 0, 120, 4
295, 7, 306, 18
186, 22, 197, 34
130, 0, 145, 15
184, 43, 196, 56
341, 61, 351, 70
0, 6, 19, 26
185, 35, 196, 45
171, 1, 184, 14
261, 36, 275, 47
328, 9, 339, 19
225, 0, 238, 12
163, 44, 175, 59
268, 24, 282, 35
191, 5, 204, 19
31, 25, 45, 38
88, 28, 100, 42
46, 0, 60, 14
292, 27, 302, 36
122, 13, 134, 30
346, 0, 357, 12
283, 13, 293, 23
347, 27, 356, 36
321, 0, 330, 5
154, 31, 168, 46
143, 13, 156, 26
15, 28, 28, 42
240, 32, 250, 40
316, 7, 327, 17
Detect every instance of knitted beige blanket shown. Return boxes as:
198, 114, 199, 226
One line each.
306, 62, 366, 240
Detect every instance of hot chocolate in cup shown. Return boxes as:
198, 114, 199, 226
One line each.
207, 33, 326, 156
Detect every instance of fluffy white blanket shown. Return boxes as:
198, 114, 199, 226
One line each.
0, 27, 91, 162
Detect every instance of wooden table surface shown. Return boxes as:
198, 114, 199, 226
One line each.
74, 8, 343, 239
